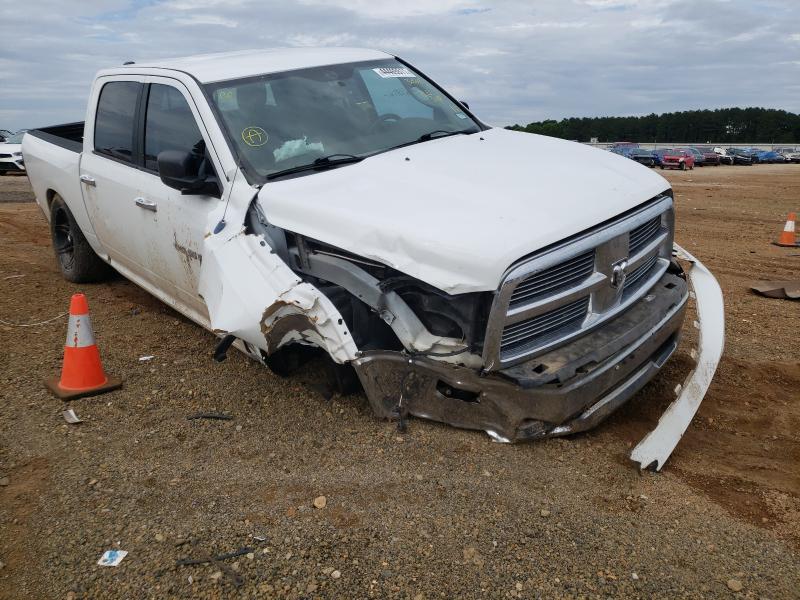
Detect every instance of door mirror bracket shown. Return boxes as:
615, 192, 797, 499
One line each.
157, 150, 220, 197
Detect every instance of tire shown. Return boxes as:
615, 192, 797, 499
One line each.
50, 194, 112, 283
660, 165, 664, 170
680, 162, 686, 171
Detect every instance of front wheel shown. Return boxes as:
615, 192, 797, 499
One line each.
680, 162, 686, 171
50, 194, 112, 283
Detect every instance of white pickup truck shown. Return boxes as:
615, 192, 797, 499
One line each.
23, 48, 724, 469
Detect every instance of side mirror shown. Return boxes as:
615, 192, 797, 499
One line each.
460, 100, 470, 110
157, 150, 220, 196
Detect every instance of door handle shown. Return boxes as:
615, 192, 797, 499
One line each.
79, 174, 96, 186
135, 197, 157, 212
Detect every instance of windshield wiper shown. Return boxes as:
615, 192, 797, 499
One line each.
417, 129, 470, 142
266, 154, 364, 181
382, 128, 478, 154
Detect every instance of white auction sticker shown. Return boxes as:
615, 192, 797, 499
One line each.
373, 67, 415, 78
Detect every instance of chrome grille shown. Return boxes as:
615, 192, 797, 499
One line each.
500, 297, 589, 357
624, 252, 658, 293
483, 194, 674, 370
629, 216, 662, 256
509, 250, 594, 308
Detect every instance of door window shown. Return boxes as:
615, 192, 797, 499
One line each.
94, 81, 141, 162
144, 84, 204, 171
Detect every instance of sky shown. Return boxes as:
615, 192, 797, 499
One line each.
1, 0, 799, 131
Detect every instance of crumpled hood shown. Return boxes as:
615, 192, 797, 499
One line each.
258, 128, 670, 294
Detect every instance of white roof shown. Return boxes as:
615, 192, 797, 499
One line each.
125, 47, 392, 83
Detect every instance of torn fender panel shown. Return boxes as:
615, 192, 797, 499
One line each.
630, 243, 725, 471
198, 226, 358, 363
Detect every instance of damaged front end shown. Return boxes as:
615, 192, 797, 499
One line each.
201, 191, 723, 471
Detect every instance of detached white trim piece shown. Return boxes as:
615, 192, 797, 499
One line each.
630, 243, 725, 471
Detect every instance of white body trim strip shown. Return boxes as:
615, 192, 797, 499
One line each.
630, 243, 725, 471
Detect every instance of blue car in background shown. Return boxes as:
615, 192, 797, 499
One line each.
625, 147, 657, 167
755, 150, 785, 163
612, 146, 657, 167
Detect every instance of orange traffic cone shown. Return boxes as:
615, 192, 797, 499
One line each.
45, 293, 122, 400
774, 213, 799, 247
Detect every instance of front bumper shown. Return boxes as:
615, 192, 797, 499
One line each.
354, 267, 689, 443
0, 159, 24, 172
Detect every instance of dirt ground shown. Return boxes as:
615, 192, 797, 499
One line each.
1, 165, 799, 599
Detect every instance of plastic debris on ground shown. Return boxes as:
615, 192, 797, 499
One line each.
62, 409, 83, 424
750, 280, 800, 300
97, 550, 127, 567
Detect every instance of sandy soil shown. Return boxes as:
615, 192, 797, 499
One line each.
1, 164, 799, 599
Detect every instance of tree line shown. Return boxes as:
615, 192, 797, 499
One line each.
505, 107, 800, 143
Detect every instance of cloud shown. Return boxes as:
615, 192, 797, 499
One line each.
0, 0, 798, 131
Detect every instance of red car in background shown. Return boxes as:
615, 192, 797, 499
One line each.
694, 146, 722, 166
659, 149, 695, 170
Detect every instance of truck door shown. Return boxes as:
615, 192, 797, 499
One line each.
79, 78, 153, 277
133, 79, 223, 318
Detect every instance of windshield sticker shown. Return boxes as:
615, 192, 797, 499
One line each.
241, 126, 269, 147
273, 137, 325, 163
373, 67, 415, 79
454, 112, 468, 119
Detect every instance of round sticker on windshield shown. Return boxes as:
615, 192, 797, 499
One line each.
241, 126, 269, 147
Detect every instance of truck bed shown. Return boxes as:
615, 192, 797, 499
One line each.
27, 122, 84, 153
22, 123, 96, 243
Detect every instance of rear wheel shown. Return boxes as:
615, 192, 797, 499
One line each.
50, 194, 112, 283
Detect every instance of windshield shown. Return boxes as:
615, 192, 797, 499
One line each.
205, 59, 481, 182
3, 132, 24, 144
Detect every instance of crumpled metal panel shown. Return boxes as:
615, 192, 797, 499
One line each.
199, 222, 358, 364
630, 243, 725, 471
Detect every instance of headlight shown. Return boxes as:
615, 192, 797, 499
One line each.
12, 152, 22, 157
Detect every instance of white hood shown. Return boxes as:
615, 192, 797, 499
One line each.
0, 143, 22, 155
258, 128, 670, 294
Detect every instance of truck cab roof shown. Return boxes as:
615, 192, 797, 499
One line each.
109, 47, 392, 83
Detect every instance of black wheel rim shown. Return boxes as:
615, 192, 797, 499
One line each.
53, 206, 75, 271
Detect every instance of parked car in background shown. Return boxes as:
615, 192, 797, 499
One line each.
674, 147, 705, 167
659, 148, 695, 170
652, 148, 672, 168
693, 146, 721, 166
778, 149, 800, 163
740, 148, 763, 163
610, 141, 639, 150
0, 131, 26, 174
774, 147, 797, 163
726, 148, 754, 165
624, 147, 657, 167
711, 147, 734, 165
756, 150, 785, 164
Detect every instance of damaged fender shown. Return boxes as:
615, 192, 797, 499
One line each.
629, 243, 725, 471
198, 220, 358, 364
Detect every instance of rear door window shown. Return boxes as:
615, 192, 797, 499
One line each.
143, 84, 204, 172
94, 81, 141, 162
